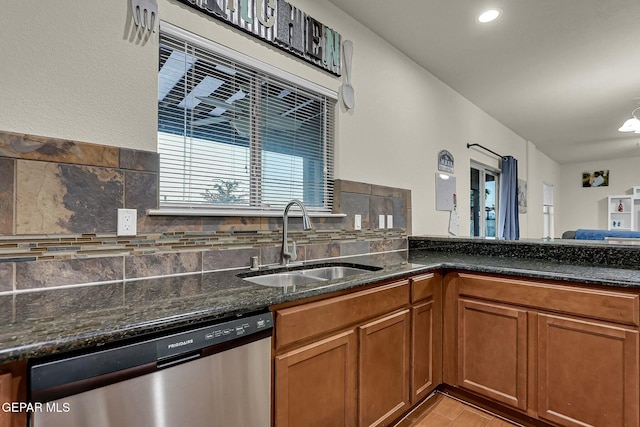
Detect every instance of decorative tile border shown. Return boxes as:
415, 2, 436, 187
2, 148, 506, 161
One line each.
0, 229, 406, 263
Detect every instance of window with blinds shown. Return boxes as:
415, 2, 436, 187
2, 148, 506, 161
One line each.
158, 28, 336, 213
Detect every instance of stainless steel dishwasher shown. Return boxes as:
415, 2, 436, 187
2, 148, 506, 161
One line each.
29, 311, 273, 427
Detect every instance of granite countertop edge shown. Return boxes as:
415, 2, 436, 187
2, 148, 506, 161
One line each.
3, 250, 640, 364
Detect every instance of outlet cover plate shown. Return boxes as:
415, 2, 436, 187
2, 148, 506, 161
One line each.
117, 208, 137, 236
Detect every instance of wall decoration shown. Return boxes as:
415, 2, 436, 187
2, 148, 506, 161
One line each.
175, 0, 342, 75
438, 150, 454, 174
435, 173, 456, 211
582, 170, 609, 187
132, 0, 158, 32
342, 40, 355, 109
517, 179, 527, 214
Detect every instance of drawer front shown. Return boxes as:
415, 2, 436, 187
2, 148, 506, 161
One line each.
275, 280, 410, 350
457, 272, 640, 326
411, 272, 440, 303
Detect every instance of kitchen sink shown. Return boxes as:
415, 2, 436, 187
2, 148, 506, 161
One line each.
300, 266, 374, 280
242, 272, 325, 287
240, 264, 382, 288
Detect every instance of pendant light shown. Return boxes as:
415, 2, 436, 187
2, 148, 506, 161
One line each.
619, 107, 640, 133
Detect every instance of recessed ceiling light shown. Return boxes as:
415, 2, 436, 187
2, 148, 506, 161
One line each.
477, 8, 502, 23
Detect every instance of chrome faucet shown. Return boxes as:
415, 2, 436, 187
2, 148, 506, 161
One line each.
281, 199, 313, 266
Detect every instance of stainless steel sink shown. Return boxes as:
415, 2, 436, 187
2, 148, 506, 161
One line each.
242, 272, 325, 287
299, 266, 373, 280
240, 264, 381, 288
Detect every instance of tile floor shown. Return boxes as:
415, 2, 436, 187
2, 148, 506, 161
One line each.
394, 392, 521, 427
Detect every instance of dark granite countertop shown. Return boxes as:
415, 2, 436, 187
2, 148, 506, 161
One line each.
3, 241, 640, 365
408, 251, 640, 288
0, 252, 428, 364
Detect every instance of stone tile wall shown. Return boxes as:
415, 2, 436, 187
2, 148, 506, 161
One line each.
0, 131, 410, 303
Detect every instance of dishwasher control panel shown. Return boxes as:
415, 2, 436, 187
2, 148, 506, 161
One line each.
156, 312, 273, 359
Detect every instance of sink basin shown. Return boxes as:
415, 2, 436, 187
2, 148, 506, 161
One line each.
243, 272, 325, 287
240, 263, 381, 288
300, 266, 373, 280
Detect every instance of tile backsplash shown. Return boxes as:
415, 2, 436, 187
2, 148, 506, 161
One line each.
0, 130, 410, 297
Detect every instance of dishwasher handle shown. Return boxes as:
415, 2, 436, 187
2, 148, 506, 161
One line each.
156, 351, 202, 369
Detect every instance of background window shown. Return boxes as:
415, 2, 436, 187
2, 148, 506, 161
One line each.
158, 31, 336, 212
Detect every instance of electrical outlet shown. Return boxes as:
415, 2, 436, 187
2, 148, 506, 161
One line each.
354, 214, 362, 230
386, 215, 393, 228
378, 215, 385, 229
117, 209, 137, 236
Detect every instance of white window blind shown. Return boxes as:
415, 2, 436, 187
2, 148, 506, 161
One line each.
158, 29, 336, 213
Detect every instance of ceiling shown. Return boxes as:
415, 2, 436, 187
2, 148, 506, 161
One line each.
327, 0, 640, 164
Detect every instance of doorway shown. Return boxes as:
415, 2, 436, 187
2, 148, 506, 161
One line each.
543, 182, 554, 239
470, 163, 499, 238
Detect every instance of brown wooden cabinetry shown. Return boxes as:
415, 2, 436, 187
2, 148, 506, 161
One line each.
274, 330, 357, 427
410, 273, 442, 404
0, 361, 26, 427
358, 310, 410, 427
274, 268, 640, 427
273, 278, 418, 427
445, 271, 640, 427
537, 314, 638, 427
457, 299, 527, 411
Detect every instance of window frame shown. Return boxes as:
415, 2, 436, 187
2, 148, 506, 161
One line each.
470, 162, 500, 238
153, 22, 339, 217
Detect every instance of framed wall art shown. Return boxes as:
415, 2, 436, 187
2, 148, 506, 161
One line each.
582, 170, 609, 188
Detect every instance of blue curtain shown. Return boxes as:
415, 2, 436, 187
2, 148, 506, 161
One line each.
498, 156, 520, 240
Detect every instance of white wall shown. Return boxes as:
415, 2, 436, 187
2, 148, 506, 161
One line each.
557, 156, 640, 234
0, 0, 158, 152
0, 0, 559, 237
527, 141, 561, 238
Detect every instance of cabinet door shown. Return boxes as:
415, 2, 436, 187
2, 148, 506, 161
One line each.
0, 362, 26, 427
275, 329, 357, 427
0, 372, 11, 427
358, 310, 410, 427
538, 314, 639, 427
457, 299, 528, 410
411, 300, 439, 403
410, 273, 442, 404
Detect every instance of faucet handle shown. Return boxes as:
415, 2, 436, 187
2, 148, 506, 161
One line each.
290, 241, 297, 262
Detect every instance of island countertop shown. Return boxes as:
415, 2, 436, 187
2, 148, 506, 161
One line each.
3, 242, 640, 364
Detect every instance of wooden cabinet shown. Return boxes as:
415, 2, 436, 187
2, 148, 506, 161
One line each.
0, 372, 10, 427
274, 330, 357, 427
457, 299, 528, 411
410, 273, 442, 404
0, 361, 26, 427
538, 314, 639, 427
445, 271, 640, 427
273, 279, 413, 427
274, 268, 640, 427
274, 281, 410, 350
358, 310, 410, 427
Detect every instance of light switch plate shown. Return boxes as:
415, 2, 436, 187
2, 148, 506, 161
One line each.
117, 208, 137, 236
378, 215, 385, 229
354, 214, 362, 230
387, 215, 393, 228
